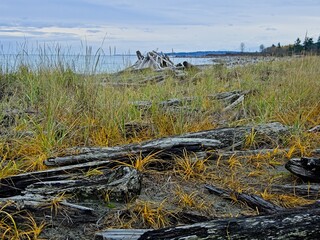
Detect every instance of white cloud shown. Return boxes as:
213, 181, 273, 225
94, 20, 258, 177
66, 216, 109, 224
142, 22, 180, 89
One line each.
0, 0, 319, 53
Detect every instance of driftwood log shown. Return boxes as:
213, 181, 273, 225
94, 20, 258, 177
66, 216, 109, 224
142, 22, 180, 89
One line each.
285, 157, 320, 182
0, 166, 142, 231
44, 122, 288, 168
137, 202, 320, 240
0, 165, 141, 200
132, 90, 252, 112
127, 51, 175, 71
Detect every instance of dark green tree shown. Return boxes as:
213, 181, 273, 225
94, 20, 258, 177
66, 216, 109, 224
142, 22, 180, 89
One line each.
317, 36, 320, 51
294, 38, 303, 53
303, 37, 314, 51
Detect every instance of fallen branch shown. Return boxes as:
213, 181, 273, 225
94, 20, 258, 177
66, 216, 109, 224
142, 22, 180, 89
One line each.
205, 184, 283, 214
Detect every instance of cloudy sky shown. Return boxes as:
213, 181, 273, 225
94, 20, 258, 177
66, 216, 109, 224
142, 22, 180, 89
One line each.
0, 0, 320, 53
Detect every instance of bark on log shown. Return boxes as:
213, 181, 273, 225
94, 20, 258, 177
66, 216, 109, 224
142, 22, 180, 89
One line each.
205, 184, 284, 214
285, 157, 320, 182
138, 202, 320, 239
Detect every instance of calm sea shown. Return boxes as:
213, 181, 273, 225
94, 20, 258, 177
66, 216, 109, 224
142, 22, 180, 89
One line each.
0, 54, 214, 74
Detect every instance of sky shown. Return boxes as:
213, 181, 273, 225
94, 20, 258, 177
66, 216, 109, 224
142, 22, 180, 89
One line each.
0, 0, 320, 54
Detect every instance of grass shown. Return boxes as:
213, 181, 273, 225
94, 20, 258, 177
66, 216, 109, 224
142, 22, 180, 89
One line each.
0, 48, 320, 236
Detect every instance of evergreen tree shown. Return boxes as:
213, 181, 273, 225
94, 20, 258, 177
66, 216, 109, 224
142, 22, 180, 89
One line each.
294, 38, 303, 53
303, 37, 314, 51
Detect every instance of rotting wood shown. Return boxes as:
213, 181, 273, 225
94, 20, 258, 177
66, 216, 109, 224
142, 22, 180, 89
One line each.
205, 184, 284, 214
137, 202, 320, 240
285, 157, 320, 182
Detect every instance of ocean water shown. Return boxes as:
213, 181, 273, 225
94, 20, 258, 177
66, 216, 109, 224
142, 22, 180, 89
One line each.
0, 54, 214, 74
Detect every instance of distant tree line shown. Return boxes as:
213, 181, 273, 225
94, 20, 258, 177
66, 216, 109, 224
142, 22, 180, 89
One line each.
262, 35, 320, 56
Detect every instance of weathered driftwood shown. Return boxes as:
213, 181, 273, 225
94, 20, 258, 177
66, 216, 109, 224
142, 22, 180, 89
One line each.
45, 138, 222, 167
1, 195, 99, 226
181, 121, 289, 150
0, 165, 141, 201
138, 202, 320, 240
308, 125, 320, 133
285, 157, 320, 182
128, 51, 176, 71
131, 90, 252, 111
95, 229, 151, 240
269, 184, 320, 199
205, 184, 283, 214
45, 122, 288, 168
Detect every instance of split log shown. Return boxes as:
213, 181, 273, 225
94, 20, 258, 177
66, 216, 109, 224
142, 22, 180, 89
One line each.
138, 202, 320, 239
205, 184, 283, 214
285, 157, 320, 182
0, 165, 141, 200
0, 195, 99, 226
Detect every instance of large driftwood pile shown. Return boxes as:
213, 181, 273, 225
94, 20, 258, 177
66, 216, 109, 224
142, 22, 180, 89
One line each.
1, 121, 320, 239
106, 51, 196, 86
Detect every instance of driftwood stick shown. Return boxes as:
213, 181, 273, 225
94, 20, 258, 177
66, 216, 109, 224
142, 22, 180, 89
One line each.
205, 184, 284, 214
223, 95, 244, 111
